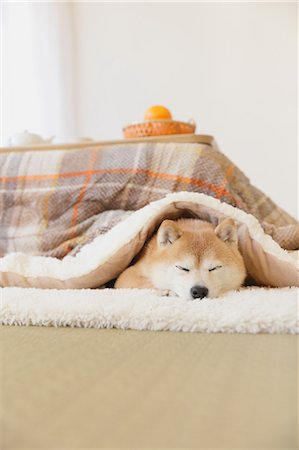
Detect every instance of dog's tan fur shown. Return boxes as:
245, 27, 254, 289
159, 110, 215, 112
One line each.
115, 218, 246, 299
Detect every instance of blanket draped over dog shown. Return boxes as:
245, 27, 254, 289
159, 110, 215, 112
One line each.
0, 141, 298, 288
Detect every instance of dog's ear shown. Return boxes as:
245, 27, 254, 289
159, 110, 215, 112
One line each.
157, 220, 182, 247
215, 218, 238, 244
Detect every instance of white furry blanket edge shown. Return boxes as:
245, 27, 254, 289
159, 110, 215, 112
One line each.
1, 286, 298, 334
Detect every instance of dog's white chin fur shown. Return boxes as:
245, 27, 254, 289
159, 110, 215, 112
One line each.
175, 288, 238, 301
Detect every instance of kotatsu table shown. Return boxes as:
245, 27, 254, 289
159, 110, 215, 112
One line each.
1, 134, 298, 448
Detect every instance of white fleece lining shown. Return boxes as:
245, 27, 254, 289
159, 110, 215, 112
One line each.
0, 192, 296, 280
1, 286, 298, 334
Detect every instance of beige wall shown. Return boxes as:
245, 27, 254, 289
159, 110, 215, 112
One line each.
74, 2, 298, 218
2, 3, 76, 141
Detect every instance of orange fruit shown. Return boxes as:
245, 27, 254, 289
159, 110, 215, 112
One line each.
144, 105, 172, 121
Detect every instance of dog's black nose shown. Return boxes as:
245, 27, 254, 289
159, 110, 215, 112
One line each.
190, 286, 208, 299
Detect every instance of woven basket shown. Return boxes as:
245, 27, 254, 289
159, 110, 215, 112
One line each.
123, 119, 196, 138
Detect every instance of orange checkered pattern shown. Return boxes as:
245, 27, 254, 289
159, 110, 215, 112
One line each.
0, 142, 297, 258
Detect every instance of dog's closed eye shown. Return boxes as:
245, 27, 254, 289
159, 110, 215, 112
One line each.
208, 265, 223, 272
175, 265, 190, 272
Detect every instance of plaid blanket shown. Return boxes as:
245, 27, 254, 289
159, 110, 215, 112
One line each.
0, 142, 298, 259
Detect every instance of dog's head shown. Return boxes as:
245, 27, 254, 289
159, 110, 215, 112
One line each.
151, 218, 246, 299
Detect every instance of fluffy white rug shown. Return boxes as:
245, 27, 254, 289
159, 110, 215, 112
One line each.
1, 286, 298, 334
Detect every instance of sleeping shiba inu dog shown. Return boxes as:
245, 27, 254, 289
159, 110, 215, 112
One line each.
115, 218, 246, 299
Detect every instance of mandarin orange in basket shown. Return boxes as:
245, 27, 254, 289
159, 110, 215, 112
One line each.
144, 105, 172, 121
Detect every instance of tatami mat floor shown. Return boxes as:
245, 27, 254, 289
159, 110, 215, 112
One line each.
1, 326, 297, 448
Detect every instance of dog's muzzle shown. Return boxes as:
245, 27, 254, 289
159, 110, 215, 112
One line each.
190, 285, 208, 299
